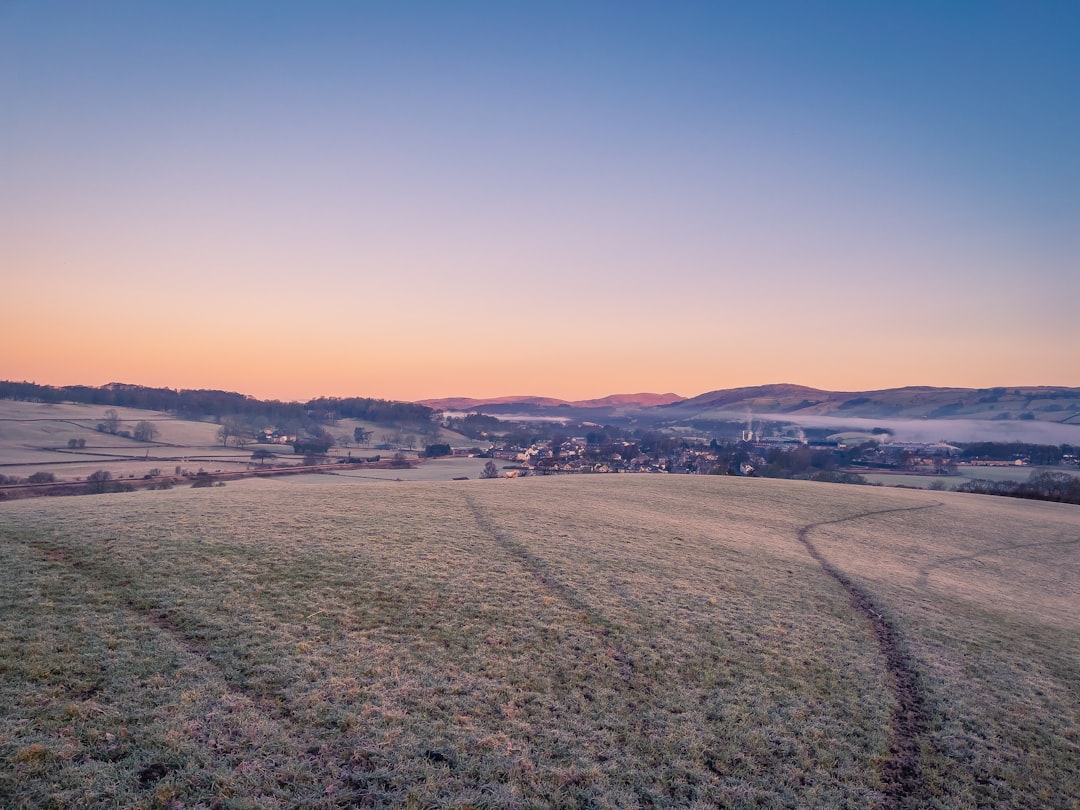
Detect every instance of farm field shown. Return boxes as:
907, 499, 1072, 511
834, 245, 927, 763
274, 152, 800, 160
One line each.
0, 401, 477, 486
1, 476, 1077, 808
860, 464, 1080, 490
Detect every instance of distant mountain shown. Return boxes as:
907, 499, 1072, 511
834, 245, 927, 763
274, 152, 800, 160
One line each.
420, 385, 1080, 425
419, 393, 685, 411
574, 393, 686, 408
665, 384, 1080, 423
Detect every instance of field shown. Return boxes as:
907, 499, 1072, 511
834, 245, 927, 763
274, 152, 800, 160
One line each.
0, 401, 479, 485
1, 475, 1077, 808
860, 464, 1080, 490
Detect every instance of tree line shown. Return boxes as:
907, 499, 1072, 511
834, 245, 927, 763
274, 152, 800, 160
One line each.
0, 381, 434, 429
958, 442, 1077, 466
953, 471, 1080, 505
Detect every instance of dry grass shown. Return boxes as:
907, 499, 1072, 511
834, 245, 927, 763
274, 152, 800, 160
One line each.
0, 476, 1076, 808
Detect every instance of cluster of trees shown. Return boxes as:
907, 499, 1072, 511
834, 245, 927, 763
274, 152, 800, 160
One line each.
0, 381, 306, 422
959, 442, 1076, 466
446, 413, 505, 439
86, 469, 133, 494
0, 472, 56, 485
0, 382, 437, 435
93, 409, 160, 442
757, 446, 840, 478
307, 397, 435, 428
953, 471, 1080, 505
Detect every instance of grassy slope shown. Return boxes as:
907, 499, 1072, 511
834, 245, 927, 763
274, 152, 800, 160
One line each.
0, 477, 1076, 808
0, 401, 231, 479
0, 401, 473, 481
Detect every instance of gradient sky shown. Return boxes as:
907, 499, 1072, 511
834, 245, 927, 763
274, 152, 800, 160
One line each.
3, 1, 1078, 402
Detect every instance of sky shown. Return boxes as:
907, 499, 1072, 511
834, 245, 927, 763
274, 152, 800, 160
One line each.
3, 1, 1078, 402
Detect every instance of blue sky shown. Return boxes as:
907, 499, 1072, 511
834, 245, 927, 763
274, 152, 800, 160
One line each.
3, 1, 1078, 400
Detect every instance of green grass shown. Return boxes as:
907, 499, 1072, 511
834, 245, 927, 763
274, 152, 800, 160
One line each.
1, 476, 1077, 808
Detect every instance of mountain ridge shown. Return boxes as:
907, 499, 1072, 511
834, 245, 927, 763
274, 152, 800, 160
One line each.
421, 385, 1080, 425
419, 393, 686, 411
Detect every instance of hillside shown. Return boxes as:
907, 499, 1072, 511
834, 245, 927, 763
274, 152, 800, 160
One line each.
420, 392, 686, 411
1, 476, 1076, 807
668, 384, 1080, 423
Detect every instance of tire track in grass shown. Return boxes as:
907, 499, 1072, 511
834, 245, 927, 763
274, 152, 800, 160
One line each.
26, 538, 300, 723
16, 537, 341, 801
796, 503, 940, 810
916, 535, 1080, 588
461, 492, 633, 681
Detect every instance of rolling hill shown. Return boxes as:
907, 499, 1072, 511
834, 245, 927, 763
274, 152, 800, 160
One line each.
419, 393, 686, 412
663, 383, 1080, 423
1, 475, 1076, 807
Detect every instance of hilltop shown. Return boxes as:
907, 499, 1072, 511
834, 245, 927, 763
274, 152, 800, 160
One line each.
419, 392, 686, 411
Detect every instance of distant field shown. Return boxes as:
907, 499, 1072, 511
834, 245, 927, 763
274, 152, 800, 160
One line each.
0, 401, 231, 480
0, 402, 480, 485
1, 476, 1076, 808
860, 464, 1080, 489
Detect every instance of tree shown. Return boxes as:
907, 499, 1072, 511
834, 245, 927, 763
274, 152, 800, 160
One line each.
133, 421, 159, 442
87, 469, 113, 493
480, 460, 500, 479
354, 427, 373, 446
425, 443, 452, 458
217, 418, 251, 448
217, 422, 235, 447
251, 448, 275, 466
102, 409, 121, 434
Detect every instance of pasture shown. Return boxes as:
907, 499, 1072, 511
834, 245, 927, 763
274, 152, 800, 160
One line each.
860, 463, 1080, 490
0, 401, 471, 486
0, 476, 1077, 808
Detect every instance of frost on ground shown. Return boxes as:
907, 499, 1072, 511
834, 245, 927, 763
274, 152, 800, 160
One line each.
1, 476, 1076, 808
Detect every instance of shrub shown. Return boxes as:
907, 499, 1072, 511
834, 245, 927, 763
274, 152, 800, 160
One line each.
809, 470, 867, 485
87, 470, 113, 494
191, 473, 215, 488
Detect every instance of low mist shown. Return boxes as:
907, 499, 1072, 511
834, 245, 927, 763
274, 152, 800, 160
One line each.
721, 412, 1080, 445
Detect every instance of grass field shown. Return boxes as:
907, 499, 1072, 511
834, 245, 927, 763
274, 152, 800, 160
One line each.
0, 401, 476, 485
0, 476, 1077, 808
860, 464, 1080, 490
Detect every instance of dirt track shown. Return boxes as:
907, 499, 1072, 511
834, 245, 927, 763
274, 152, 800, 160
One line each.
796, 505, 940, 809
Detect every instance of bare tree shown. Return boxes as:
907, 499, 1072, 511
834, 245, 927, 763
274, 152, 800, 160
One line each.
133, 421, 159, 442
217, 419, 250, 447
480, 460, 500, 479
103, 409, 121, 435
217, 423, 234, 447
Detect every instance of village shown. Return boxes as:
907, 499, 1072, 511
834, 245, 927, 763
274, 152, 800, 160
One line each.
441, 429, 968, 480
